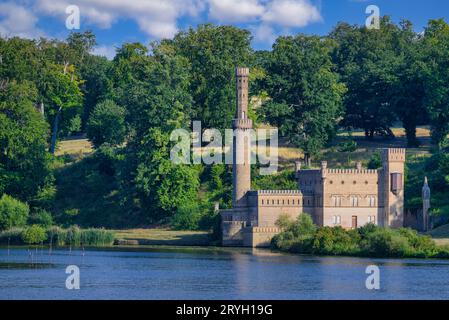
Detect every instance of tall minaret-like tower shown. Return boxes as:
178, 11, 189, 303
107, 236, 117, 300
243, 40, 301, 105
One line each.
232, 67, 252, 207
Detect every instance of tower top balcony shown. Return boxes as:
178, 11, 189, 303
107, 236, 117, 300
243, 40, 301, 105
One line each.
236, 67, 249, 77
232, 118, 253, 129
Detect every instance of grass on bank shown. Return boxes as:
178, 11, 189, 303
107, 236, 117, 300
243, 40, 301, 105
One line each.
113, 228, 211, 246
0, 226, 115, 246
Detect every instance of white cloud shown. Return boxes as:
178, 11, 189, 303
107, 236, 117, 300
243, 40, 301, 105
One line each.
0, 0, 322, 46
91, 44, 117, 60
209, 0, 265, 23
262, 0, 322, 28
35, 0, 205, 39
0, 2, 46, 39
252, 24, 276, 44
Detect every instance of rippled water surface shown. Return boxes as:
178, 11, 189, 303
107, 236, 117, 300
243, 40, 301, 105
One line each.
1, 246, 449, 299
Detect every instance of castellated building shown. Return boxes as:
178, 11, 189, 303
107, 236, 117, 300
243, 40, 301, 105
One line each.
221, 67, 406, 247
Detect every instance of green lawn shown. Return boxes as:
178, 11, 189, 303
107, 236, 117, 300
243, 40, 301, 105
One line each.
113, 228, 211, 246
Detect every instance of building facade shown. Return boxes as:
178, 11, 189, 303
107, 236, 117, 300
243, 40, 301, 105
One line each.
221, 67, 406, 247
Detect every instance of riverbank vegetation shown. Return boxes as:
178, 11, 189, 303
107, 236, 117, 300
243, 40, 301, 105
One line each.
0, 226, 115, 247
1, 18, 449, 237
272, 214, 449, 259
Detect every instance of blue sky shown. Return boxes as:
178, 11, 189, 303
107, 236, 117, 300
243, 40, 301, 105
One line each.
0, 0, 448, 58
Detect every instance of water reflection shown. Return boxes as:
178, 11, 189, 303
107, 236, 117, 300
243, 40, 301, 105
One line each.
1, 247, 449, 300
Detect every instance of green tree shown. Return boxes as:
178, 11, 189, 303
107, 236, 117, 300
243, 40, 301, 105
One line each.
21, 225, 47, 244
259, 34, 346, 164
389, 20, 428, 147
165, 24, 254, 130
43, 63, 83, 153
0, 194, 29, 230
422, 19, 449, 148
87, 99, 126, 148
0, 81, 53, 200
331, 17, 400, 139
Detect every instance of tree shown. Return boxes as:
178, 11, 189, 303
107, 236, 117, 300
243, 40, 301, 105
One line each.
133, 128, 201, 222
87, 99, 126, 148
42, 63, 83, 153
389, 20, 428, 147
165, 24, 254, 130
422, 19, 449, 148
0, 194, 29, 230
0, 81, 52, 200
259, 34, 346, 164
330, 17, 400, 139
111, 42, 200, 223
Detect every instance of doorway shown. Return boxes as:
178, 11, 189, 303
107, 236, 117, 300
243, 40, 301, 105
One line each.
351, 216, 358, 229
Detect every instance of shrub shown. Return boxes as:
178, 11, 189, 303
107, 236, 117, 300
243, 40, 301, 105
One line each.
291, 214, 317, 238
87, 99, 127, 148
0, 194, 29, 230
275, 214, 294, 230
28, 209, 53, 227
338, 139, 358, 152
22, 225, 47, 244
368, 152, 382, 169
171, 201, 203, 230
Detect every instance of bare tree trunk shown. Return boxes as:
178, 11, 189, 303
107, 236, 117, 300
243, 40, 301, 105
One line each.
50, 107, 62, 154
304, 153, 311, 167
40, 101, 44, 116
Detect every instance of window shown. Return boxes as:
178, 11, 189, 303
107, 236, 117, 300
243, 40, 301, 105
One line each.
391, 172, 403, 195
331, 196, 342, 207
368, 196, 376, 207
350, 196, 359, 207
368, 216, 376, 224
332, 215, 341, 225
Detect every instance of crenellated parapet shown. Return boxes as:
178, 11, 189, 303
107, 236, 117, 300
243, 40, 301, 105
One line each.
326, 169, 378, 174
232, 118, 253, 129
251, 190, 303, 195
381, 148, 406, 163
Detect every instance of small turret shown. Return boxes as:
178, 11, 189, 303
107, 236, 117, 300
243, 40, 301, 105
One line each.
422, 176, 431, 231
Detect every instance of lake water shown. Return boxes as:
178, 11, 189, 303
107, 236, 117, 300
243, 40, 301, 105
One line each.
1, 246, 449, 300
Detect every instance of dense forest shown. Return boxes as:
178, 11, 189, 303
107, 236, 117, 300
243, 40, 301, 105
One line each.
1, 17, 449, 233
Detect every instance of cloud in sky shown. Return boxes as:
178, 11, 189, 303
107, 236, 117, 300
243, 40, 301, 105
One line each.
91, 44, 117, 60
0, 2, 46, 39
0, 0, 322, 45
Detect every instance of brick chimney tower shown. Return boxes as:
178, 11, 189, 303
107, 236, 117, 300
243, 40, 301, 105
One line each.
232, 67, 252, 207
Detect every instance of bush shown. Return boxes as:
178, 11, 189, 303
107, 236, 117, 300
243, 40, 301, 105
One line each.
272, 214, 449, 259
338, 139, 358, 152
28, 209, 53, 227
0, 194, 29, 230
367, 152, 382, 169
291, 214, 317, 238
171, 201, 203, 230
22, 225, 47, 244
87, 100, 127, 148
